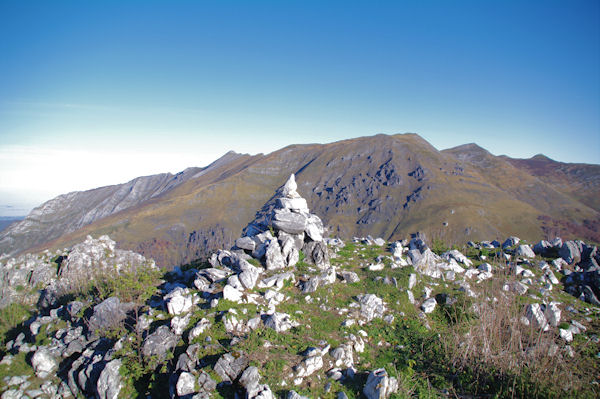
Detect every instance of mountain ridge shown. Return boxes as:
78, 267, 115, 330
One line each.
2, 133, 599, 266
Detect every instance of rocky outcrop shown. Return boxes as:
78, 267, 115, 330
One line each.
0, 235, 156, 309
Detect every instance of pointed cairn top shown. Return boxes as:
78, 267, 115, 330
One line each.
281, 174, 299, 198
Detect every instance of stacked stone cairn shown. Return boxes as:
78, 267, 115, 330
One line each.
205, 174, 331, 303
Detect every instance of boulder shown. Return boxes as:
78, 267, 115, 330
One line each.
239, 264, 261, 290
560, 241, 581, 264
363, 368, 398, 399
171, 313, 192, 335
265, 239, 286, 270
272, 211, 307, 235
339, 270, 360, 283
358, 294, 386, 322
330, 344, 354, 368
264, 312, 298, 332
287, 391, 310, 399
258, 272, 295, 290
408, 273, 417, 289
373, 237, 386, 246
214, 352, 249, 382
502, 237, 520, 248
304, 214, 324, 242
96, 359, 123, 399
142, 326, 179, 360
421, 298, 437, 314
515, 245, 535, 259
176, 372, 197, 397
31, 347, 57, 379
236, 236, 256, 251
441, 250, 473, 266
165, 288, 193, 315
295, 355, 323, 377
88, 297, 130, 333
188, 318, 211, 341
197, 370, 217, 395
277, 197, 309, 212
280, 235, 301, 268
223, 284, 244, 303
240, 366, 275, 399
303, 240, 330, 270
544, 302, 561, 327
524, 304, 549, 331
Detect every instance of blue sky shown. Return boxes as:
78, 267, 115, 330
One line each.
0, 0, 599, 215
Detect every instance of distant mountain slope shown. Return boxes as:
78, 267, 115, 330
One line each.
20, 134, 598, 267
504, 154, 600, 212
0, 164, 208, 257
0, 217, 24, 233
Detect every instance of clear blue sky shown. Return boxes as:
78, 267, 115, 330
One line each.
0, 0, 599, 215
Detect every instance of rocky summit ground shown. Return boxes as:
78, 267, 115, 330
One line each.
0, 175, 599, 399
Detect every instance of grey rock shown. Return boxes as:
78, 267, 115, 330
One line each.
31, 348, 57, 379
88, 297, 129, 333
240, 366, 261, 396
239, 366, 274, 398
524, 304, 549, 331
265, 239, 286, 270
96, 359, 123, 399
358, 294, 386, 322
165, 287, 194, 315
264, 312, 298, 332
66, 300, 86, 321
302, 277, 320, 294
441, 249, 472, 266
544, 302, 561, 327
188, 318, 211, 341
560, 241, 582, 264
421, 298, 437, 314
272, 211, 307, 235
258, 272, 295, 290
515, 245, 535, 259
295, 355, 323, 377
339, 270, 360, 283
363, 368, 398, 399
142, 325, 179, 360
236, 237, 256, 251
305, 214, 324, 242
176, 372, 197, 397
223, 284, 244, 303
583, 285, 600, 306
373, 238, 386, 246
280, 234, 301, 268
197, 370, 217, 394
330, 344, 354, 368
287, 391, 310, 399
171, 313, 192, 335
408, 273, 417, 289
239, 264, 261, 290
533, 240, 551, 256
303, 240, 330, 270
214, 352, 249, 382
502, 236, 520, 248
175, 353, 195, 373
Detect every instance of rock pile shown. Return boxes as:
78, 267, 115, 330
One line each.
0, 235, 156, 309
207, 174, 332, 307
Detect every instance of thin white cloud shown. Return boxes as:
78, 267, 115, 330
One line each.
0, 145, 222, 212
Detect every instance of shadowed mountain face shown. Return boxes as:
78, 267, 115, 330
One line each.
2, 134, 599, 266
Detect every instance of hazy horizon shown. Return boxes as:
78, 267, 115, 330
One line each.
1, 1, 598, 216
